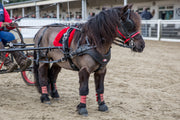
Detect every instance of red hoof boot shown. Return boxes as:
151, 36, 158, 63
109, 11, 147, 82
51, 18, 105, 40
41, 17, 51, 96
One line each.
77, 103, 88, 116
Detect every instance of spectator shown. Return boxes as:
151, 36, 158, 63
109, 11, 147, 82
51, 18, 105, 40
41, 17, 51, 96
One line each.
53, 14, 56, 18
49, 11, 54, 18
75, 15, 81, 21
140, 8, 155, 37
42, 13, 47, 18
14, 15, 18, 20
66, 14, 70, 21
88, 12, 95, 19
47, 15, 51, 18
31, 14, 36, 18
141, 8, 155, 20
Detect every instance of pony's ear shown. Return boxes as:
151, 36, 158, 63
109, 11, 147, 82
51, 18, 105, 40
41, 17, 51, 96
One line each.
122, 5, 129, 13
122, 4, 133, 12
128, 4, 133, 9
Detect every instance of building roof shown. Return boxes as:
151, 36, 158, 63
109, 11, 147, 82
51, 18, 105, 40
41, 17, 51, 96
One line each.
5, 0, 79, 9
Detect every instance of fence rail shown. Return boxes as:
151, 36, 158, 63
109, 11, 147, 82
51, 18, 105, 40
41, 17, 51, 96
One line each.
17, 19, 180, 42
141, 20, 180, 42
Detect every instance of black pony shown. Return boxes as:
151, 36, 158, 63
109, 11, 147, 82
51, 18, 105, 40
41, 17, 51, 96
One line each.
33, 5, 145, 116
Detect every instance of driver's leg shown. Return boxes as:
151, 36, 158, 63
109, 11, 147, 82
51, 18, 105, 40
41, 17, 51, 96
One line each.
10, 39, 32, 71
0, 31, 31, 71
0, 31, 18, 72
0, 40, 18, 72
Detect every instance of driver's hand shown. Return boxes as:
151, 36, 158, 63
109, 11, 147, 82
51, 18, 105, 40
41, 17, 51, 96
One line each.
1, 22, 10, 27
9, 22, 18, 27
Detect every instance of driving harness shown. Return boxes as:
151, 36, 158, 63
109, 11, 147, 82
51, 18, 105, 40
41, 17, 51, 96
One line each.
36, 24, 111, 72
59, 27, 111, 71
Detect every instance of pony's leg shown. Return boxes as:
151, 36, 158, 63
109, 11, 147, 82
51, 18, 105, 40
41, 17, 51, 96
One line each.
38, 63, 51, 104
49, 63, 61, 100
77, 67, 90, 116
94, 67, 108, 112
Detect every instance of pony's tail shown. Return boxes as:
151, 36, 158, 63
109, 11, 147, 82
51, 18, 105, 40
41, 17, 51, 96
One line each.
33, 50, 41, 93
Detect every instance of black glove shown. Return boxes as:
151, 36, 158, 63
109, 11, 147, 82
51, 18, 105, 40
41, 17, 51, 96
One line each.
9, 22, 18, 27
1, 22, 10, 27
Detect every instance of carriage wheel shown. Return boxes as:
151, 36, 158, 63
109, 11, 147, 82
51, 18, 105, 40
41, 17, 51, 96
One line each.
21, 52, 35, 86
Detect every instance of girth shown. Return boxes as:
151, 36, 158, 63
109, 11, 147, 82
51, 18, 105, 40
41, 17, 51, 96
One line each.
62, 27, 79, 71
78, 48, 111, 71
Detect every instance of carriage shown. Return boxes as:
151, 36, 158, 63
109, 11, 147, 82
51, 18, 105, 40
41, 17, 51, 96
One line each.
0, 5, 145, 116
0, 23, 63, 86
0, 25, 35, 86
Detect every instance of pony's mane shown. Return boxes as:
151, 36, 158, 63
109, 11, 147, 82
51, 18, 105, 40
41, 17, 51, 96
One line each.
74, 7, 122, 47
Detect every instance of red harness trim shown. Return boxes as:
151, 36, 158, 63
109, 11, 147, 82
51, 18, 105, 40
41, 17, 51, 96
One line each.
0, 53, 9, 69
116, 27, 140, 44
124, 31, 140, 43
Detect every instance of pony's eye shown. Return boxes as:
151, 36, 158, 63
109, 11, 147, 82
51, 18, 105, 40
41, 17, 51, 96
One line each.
123, 20, 134, 31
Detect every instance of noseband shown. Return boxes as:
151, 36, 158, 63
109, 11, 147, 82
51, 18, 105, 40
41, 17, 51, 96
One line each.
115, 9, 140, 48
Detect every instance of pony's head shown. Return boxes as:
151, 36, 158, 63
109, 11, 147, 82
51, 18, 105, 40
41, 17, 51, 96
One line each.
77, 5, 144, 52
115, 5, 145, 52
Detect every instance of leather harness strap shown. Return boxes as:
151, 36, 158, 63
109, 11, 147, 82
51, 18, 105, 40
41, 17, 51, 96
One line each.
62, 28, 80, 71
79, 48, 111, 71
61, 27, 111, 71
35, 26, 111, 72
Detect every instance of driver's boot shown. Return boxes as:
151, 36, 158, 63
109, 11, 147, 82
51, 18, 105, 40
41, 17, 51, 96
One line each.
11, 40, 32, 71
0, 42, 18, 72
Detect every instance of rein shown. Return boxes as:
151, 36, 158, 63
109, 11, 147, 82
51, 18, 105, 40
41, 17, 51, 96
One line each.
17, 24, 71, 29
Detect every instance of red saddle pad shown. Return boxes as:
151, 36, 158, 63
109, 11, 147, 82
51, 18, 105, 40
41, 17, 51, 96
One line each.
53, 27, 76, 47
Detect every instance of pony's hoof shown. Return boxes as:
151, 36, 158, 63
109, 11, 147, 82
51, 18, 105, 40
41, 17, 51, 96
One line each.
77, 103, 88, 116
40, 94, 51, 104
44, 101, 51, 105
51, 90, 60, 99
77, 108, 88, 116
52, 97, 60, 102
99, 104, 108, 112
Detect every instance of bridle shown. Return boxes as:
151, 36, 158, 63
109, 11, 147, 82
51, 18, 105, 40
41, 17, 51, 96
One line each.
114, 9, 140, 49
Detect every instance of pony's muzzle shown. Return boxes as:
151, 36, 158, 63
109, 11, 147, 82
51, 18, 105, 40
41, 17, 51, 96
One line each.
133, 40, 145, 52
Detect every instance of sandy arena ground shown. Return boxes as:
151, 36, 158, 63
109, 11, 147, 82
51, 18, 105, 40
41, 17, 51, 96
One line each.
0, 40, 180, 120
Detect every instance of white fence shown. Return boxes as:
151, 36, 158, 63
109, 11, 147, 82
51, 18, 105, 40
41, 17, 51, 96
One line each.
141, 20, 180, 42
18, 19, 180, 42
17, 18, 86, 38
